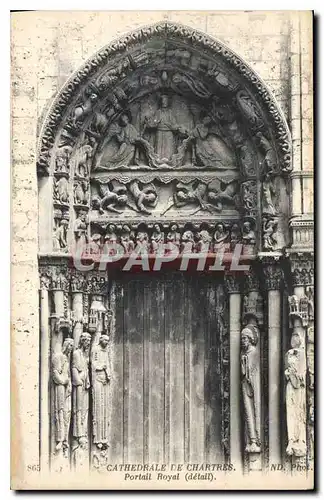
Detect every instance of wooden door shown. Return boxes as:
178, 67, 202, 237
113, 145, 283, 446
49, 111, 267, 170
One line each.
107, 272, 228, 464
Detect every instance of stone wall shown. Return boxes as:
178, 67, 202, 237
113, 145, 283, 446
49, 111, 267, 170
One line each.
10, 10, 313, 484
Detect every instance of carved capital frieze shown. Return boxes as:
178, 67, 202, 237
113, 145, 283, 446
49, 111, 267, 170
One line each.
288, 293, 313, 328
289, 252, 314, 287
262, 261, 283, 290
224, 273, 241, 294
70, 271, 86, 293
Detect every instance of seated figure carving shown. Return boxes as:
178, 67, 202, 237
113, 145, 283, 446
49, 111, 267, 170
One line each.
172, 114, 237, 170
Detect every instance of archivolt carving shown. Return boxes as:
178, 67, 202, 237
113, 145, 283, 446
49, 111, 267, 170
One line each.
37, 21, 291, 177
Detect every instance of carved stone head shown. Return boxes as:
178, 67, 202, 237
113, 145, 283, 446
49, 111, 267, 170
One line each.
99, 335, 109, 348
241, 325, 258, 351
62, 338, 74, 355
215, 223, 225, 234
79, 332, 92, 350
290, 332, 302, 349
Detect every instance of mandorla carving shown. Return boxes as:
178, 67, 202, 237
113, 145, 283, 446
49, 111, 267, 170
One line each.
72, 332, 92, 457
143, 93, 189, 164
52, 338, 74, 455
285, 333, 307, 457
240, 324, 261, 453
91, 335, 112, 450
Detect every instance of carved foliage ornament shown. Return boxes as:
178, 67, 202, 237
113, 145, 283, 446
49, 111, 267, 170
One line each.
37, 22, 291, 176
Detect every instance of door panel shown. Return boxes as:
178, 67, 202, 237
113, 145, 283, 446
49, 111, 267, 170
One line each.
108, 273, 226, 464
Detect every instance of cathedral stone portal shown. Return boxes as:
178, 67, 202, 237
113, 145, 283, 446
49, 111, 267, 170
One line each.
37, 22, 313, 474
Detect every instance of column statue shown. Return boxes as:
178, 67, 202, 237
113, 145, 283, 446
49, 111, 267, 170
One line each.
72, 331, 92, 452
52, 338, 74, 454
240, 324, 261, 453
285, 332, 307, 457
91, 334, 112, 449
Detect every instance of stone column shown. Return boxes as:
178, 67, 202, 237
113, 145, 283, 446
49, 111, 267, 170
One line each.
225, 274, 242, 470
264, 261, 282, 465
39, 274, 51, 471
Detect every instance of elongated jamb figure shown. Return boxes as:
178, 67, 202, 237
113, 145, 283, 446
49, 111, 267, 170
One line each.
52, 338, 74, 453
285, 333, 307, 457
91, 335, 112, 449
240, 325, 261, 453
72, 332, 92, 450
